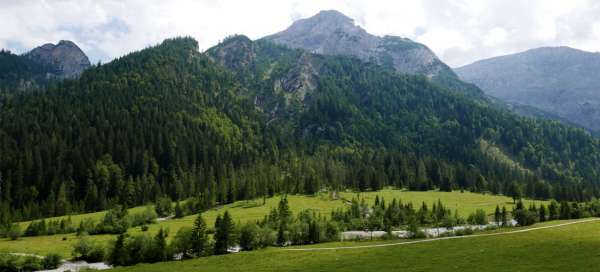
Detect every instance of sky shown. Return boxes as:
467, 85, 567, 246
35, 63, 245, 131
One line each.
1, 0, 600, 67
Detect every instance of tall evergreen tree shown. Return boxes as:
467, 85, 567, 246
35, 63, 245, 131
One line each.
214, 211, 235, 255
190, 214, 208, 256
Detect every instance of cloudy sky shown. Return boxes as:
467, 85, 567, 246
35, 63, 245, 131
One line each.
2, 0, 600, 67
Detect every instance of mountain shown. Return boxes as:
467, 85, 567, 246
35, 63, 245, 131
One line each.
1, 36, 600, 221
25, 40, 91, 79
263, 10, 482, 97
455, 46, 600, 133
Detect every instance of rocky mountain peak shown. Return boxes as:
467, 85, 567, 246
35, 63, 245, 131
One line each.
263, 10, 454, 79
25, 40, 90, 78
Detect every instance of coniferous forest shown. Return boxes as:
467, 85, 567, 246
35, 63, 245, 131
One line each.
1, 36, 600, 223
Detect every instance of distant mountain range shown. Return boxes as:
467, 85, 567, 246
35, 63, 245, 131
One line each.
455, 46, 600, 133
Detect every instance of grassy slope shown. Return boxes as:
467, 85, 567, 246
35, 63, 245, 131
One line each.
339, 190, 547, 215
0, 190, 548, 257
113, 219, 600, 272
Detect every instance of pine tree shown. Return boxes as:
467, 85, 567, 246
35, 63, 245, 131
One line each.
190, 214, 208, 256
55, 182, 69, 216
548, 201, 558, 220
214, 211, 235, 255
154, 228, 168, 262
174, 201, 184, 218
501, 206, 508, 227
494, 205, 501, 224
539, 204, 547, 222
110, 234, 127, 266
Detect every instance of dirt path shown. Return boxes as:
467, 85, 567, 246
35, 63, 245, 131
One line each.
282, 218, 600, 251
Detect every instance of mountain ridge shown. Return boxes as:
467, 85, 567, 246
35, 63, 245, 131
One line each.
455, 46, 600, 132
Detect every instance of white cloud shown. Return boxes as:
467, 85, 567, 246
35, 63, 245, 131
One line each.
483, 27, 508, 47
1, 0, 599, 67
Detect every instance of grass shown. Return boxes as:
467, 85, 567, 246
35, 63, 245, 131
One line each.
339, 189, 549, 215
0, 189, 548, 257
112, 219, 600, 272
15, 205, 150, 230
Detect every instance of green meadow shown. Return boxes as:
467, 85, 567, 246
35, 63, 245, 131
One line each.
112, 219, 600, 272
0, 190, 549, 257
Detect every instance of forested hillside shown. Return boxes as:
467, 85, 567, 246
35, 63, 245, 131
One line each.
0, 36, 599, 222
0, 49, 56, 91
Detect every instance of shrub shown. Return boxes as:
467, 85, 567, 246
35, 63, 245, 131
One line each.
42, 253, 62, 269
467, 209, 489, 225
239, 223, 260, 251
130, 206, 158, 226
155, 197, 173, 217
7, 223, 21, 240
171, 227, 193, 257
77, 218, 97, 235
72, 236, 106, 262
95, 205, 131, 234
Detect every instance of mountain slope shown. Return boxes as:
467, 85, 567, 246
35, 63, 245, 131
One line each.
0, 41, 90, 92
1, 37, 600, 222
263, 10, 482, 97
455, 46, 600, 133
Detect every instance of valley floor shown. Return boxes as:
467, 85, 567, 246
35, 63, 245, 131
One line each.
112, 218, 600, 272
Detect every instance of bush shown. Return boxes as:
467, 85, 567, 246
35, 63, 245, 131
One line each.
77, 218, 97, 235
239, 223, 260, 251
7, 223, 21, 240
130, 206, 158, 226
467, 209, 489, 225
0, 254, 44, 271
155, 197, 173, 217
324, 221, 340, 242
95, 205, 131, 234
42, 253, 62, 269
171, 227, 193, 257
72, 236, 106, 262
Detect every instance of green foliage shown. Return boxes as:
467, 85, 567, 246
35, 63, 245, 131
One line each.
155, 197, 173, 218
72, 235, 106, 262
7, 223, 21, 240
467, 209, 489, 225
213, 211, 236, 255
190, 214, 209, 256
42, 253, 62, 269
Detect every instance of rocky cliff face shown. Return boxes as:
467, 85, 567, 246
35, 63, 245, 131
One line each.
455, 46, 600, 133
25, 40, 90, 78
263, 10, 454, 78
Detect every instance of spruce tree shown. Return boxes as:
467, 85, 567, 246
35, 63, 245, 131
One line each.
501, 206, 508, 227
494, 205, 501, 224
110, 234, 127, 266
154, 228, 168, 262
548, 201, 558, 220
214, 211, 235, 255
190, 214, 208, 256
174, 201, 184, 218
539, 204, 547, 222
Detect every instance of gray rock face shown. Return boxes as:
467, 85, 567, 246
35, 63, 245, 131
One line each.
25, 40, 90, 78
455, 46, 600, 133
263, 10, 454, 78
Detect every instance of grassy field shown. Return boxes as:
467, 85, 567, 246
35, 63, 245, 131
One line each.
339, 190, 549, 215
112, 219, 600, 272
0, 189, 549, 257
